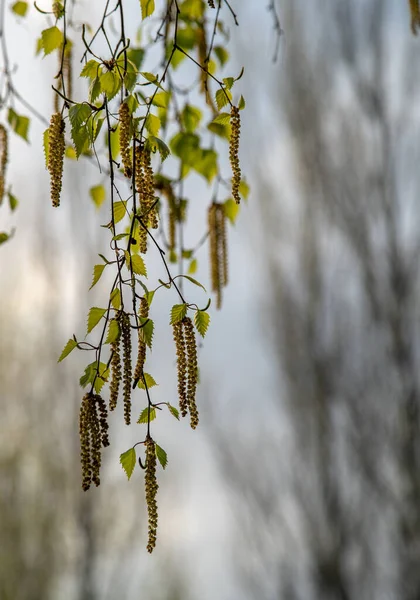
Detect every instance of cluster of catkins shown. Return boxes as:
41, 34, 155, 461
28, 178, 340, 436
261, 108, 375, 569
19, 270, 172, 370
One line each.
0, 124, 8, 204
79, 393, 109, 491
208, 203, 228, 309
172, 317, 199, 429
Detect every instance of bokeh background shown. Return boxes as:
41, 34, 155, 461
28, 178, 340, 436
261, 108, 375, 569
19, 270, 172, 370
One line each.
2, 1, 420, 598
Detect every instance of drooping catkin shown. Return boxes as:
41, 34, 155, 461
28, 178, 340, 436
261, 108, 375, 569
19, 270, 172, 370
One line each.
79, 393, 109, 491
134, 146, 149, 253
0, 125, 8, 205
410, 0, 420, 33
119, 102, 132, 178
173, 320, 188, 417
145, 438, 159, 553
48, 112, 65, 207
208, 203, 228, 309
64, 46, 72, 101
229, 106, 241, 204
183, 317, 199, 429
109, 319, 122, 411
141, 149, 159, 229
120, 312, 132, 425
133, 298, 149, 383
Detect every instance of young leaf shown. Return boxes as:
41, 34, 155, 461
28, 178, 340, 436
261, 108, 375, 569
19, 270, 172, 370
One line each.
8, 192, 18, 212
188, 258, 197, 274
137, 373, 158, 389
155, 444, 167, 469
145, 289, 155, 307
223, 198, 240, 225
145, 113, 161, 136
170, 303, 187, 324
215, 88, 232, 111
181, 275, 206, 291
110, 288, 121, 310
12, 1, 28, 17
113, 201, 127, 224
214, 46, 229, 66
90, 184, 106, 208
210, 112, 231, 126
137, 406, 156, 424
90, 264, 106, 289
80, 59, 100, 79
127, 253, 147, 277
140, 0, 155, 19
58, 338, 77, 362
105, 319, 120, 344
87, 307, 107, 334
8, 108, 29, 142
194, 310, 210, 338
41, 26, 63, 55
145, 136, 170, 161
139, 318, 154, 349
120, 447, 136, 480
238, 95, 246, 110
167, 403, 180, 420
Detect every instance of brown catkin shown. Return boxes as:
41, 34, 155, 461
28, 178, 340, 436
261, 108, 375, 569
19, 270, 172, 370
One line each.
218, 204, 228, 286
145, 438, 159, 552
121, 312, 132, 425
48, 112, 65, 207
229, 106, 241, 204
208, 204, 222, 308
183, 317, 199, 429
109, 336, 122, 411
173, 321, 188, 417
0, 125, 8, 205
410, 0, 420, 33
79, 393, 109, 491
141, 149, 159, 229
64, 47, 72, 101
134, 146, 149, 253
133, 298, 149, 383
119, 102, 132, 178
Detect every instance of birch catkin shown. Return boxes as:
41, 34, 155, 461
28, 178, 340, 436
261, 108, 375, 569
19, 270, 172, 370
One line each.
48, 113, 65, 207
0, 125, 8, 205
229, 106, 241, 204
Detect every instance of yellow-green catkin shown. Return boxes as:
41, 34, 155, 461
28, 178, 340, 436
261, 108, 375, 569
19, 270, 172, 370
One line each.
133, 297, 149, 383
64, 46, 72, 101
121, 312, 132, 425
0, 124, 8, 205
173, 320, 188, 417
141, 149, 159, 229
208, 203, 228, 309
410, 0, 420, 33
109, 320, 122, 411
134, 146, 149, 253
145, 438, 159, 553
229, 106, 241, 204
48, 112, 65, 207
183, 317, 199, 429
79, 393, 109, 491
119, 102, 132, 178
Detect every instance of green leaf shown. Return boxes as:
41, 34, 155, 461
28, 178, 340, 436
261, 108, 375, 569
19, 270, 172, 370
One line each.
110, 288, 121, 310
194, 149, 218, 183
167, 403, 180, 420
140, 71, 159, 84
105, 318, 120, 344
210, 112, 231, 126
80, 59, 100, 79
0, 231, 11, 245
137, 373, 158, 390
120, 447, 136, 480
90, 264, 106, 289
194, 309, 210, 337
65, 146, 77, 159
126, 252, 147, 277
137, 406, 156, 424
152, 91, 170, 108
137, 372, 158, 389
145, 113, 161, 136
182, 104, 202, 133
238, 95, 246, 110
214, 46, 229, 66
139, 318, 154, 348
188, 258, 197, 274
8, 192, 18, 212
58, 338, 77, 362
100, 69, 120, 100
113, 201, 127, 224
41, 26, 63, 55
79, 361, 108, 392
239, 179, 250, 200
71, 125, 90, 158
140, 0, 155, 18
215, 88, 232, 111
170, 303, 187, 325
145, 136, 170, 161
181, 275, 206, 291
155, 444, 167, 469
208, 121, 230, 140
69, 103, 92, 129
127, 47, 144, 69
8, 108, 29, 142
145, 289, 155, 307
90, 184, 106, 208
89, 77, 102, 103
223, 198, 240, 224
87, 307, 107, 334
11, 1, 28, 16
